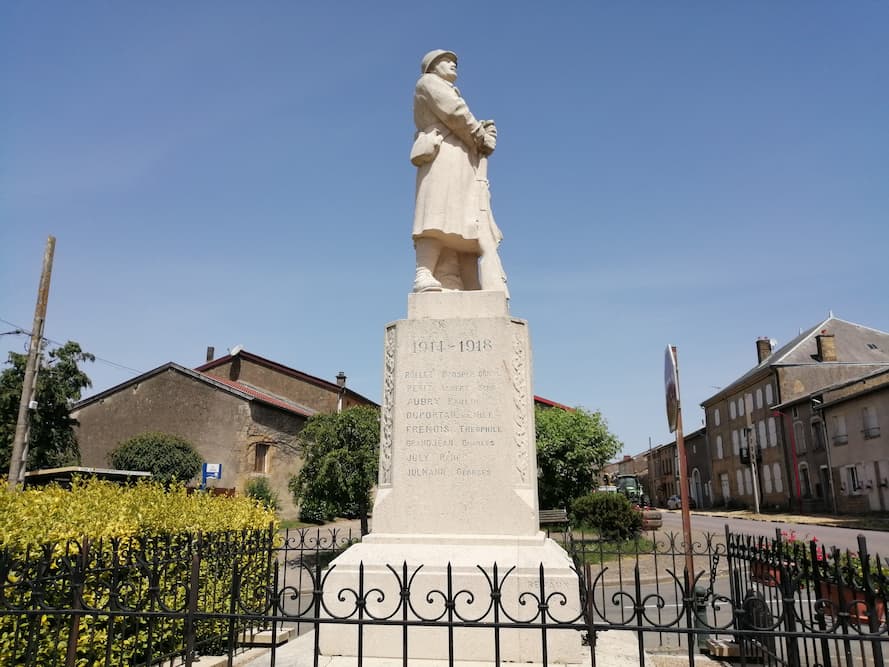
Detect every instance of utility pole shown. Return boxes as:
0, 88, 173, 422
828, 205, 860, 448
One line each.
8, 236, 56, 489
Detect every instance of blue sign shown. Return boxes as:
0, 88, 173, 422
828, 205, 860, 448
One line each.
201, 463, 223, 489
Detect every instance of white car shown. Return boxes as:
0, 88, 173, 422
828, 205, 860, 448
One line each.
666, 495, 696, 510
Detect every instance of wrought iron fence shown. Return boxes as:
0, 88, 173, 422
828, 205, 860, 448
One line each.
2, 524, 888, 667
0, 527, 277, 666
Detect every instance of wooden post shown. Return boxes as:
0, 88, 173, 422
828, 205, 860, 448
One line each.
8, 236, 56, 488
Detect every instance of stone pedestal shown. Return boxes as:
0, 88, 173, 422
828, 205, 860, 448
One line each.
319, 292, 584, 663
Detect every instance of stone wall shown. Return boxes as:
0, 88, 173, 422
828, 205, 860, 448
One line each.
73, 367, 306, 517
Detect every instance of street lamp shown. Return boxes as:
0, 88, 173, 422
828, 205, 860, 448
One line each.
771, 409, 803, 514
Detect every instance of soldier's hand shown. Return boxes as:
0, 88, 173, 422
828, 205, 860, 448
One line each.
481, 131, 496, 155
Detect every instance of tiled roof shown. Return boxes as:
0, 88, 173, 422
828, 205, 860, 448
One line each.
702, 316, 889, 406
195, 349, 377, 406
71, 362, 314, 418
203, 375, 315, 417
773, 366, 889, 410
533, 395, 574, 411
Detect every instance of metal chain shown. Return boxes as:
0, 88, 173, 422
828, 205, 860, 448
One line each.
705, 552, 720, 599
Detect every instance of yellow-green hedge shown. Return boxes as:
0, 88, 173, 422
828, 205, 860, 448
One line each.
0, 479, 277, 548
0, 480, 278, 665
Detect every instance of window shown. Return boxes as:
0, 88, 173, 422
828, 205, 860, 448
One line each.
800, 464, 812, 498
811, 420, 825, 450
714, 408, 721, 427
744, 469, 753, 495
736, 470, 744, 495
756, 388, 763, 410
716, 435, 723, 459
732, 430, 740, 456
757, 420, 767, 449
793, 421, 807, 454
773, 463, 784, 493
862, 406, 880, 439
832, 414, 848, 445
818, 466, 830, 499
846, 465, 862, 493
765, 384, 774, 405
720, 473, 731, 501
739, 397, 746, 417
730, 401, 737, 420
763, 465, 773, 493
253, 443, 270, 473
768, 417, 777, 447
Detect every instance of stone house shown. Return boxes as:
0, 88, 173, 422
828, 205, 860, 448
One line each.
647, 428, 710, 509
702, 316, 889, 510
683, 427, 712, 509
601, 452, 651, 494
72, 349, 377, 518
775, 368, 889, 514
648, 441, 678, 507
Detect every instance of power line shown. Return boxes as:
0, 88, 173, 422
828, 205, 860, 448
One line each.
0, 316, 144, 376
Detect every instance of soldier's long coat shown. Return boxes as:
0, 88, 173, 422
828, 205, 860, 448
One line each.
412, 73, 483, 251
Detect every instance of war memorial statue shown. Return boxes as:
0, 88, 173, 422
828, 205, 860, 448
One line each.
318, 51, 581, 664
411, 49, 509, 297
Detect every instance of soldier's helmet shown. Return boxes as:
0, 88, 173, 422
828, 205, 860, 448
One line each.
421, 49, 457, 74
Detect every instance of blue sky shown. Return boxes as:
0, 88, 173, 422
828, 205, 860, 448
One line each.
3, 2, 887, 457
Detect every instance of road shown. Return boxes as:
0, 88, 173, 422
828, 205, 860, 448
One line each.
659, 510, 889, 556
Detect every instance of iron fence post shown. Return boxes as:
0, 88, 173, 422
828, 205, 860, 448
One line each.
64, 536, 88, 667
184, 532, 202, 667
858, 534, 884, 667
778, 537, 801, 667
809, 538, 832, 667
634, 562, 645, 667
226, 559, 240, 666
270, 561, 279, 667
312, 556, 322, 667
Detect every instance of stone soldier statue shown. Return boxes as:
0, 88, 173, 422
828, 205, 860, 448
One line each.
410, 49, 508, 296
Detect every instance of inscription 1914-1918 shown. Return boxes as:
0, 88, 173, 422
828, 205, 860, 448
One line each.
412, 338, 493, 353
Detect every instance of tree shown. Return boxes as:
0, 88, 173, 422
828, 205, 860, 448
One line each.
1, 341, 94, 473
535, 405, 622, 511
288, 405, 379, 535
108, 432, 202, 485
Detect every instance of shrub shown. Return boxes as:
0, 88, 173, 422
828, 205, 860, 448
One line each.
0, 479, 277, 665
571, 491, 642, 540
0, 478, 276, 548
245, 476, 280, 511
108, 431, 202, 485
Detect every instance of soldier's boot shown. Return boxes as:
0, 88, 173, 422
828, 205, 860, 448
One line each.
413, 237, 443, 292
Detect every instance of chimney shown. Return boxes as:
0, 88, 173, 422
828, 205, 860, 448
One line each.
205, 346, 215, 362
816, 331, 837, 362
756, 337, 772, 363
336, 371, 347, 388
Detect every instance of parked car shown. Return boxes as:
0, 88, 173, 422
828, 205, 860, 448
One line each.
666, 495, 697, 510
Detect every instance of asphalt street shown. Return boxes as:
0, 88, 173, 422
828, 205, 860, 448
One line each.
659, 511, 889, 555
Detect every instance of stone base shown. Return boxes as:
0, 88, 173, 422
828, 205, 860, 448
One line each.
317, 537, 585, 663
239, 626, 653, 667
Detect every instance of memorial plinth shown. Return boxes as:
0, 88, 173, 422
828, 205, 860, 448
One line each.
319, 292, 584, 663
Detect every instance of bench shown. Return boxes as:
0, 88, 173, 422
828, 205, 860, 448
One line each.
539, 508, 569, 534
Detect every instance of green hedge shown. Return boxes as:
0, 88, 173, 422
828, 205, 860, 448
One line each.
0, 480, 278, 665
571, 491, 642, 540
